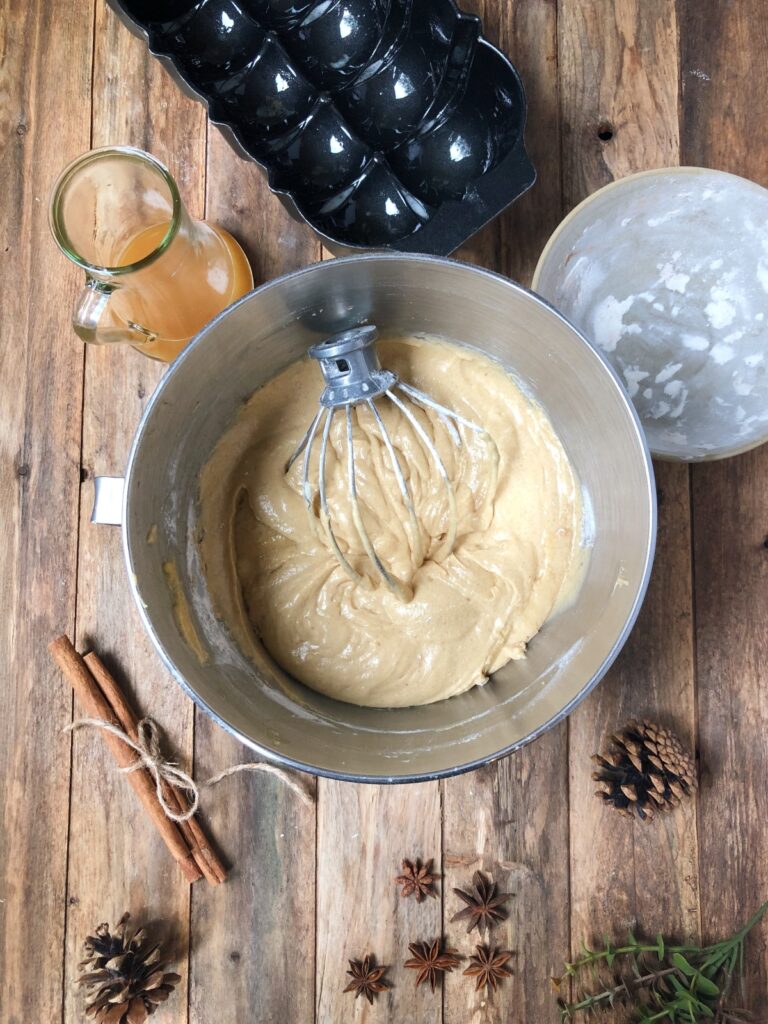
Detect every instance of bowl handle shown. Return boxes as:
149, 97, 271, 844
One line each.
91, 476, 124, 526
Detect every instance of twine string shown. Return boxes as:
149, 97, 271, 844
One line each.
65, 716, 314, 821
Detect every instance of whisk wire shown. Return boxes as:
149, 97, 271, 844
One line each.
300, 408, 323, 505
366, 399, 424, 570
398, 381, 500, 504
398, 381, 490, 437
385, 387, 458, 562
346, 406, 408, 598
318, 407, 358, 581
286, 407, 322, 475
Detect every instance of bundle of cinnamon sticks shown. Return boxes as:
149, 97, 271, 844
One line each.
49, 634, 226, 885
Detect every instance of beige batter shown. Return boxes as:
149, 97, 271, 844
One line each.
198, 335, 583, 708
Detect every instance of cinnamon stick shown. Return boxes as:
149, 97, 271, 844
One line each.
49, 635, 202, 884
84, 651, 227, 885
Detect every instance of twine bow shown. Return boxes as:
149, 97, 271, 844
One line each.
66, 716, 313, 821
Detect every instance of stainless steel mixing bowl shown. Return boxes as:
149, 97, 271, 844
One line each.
116, 254, 656, 782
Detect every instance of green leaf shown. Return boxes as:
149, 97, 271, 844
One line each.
669, 975, 694, 1000
700, 960, 719, 981
692, 973, 720, 997
671, 953, 697, 977
656, 932, 665, 959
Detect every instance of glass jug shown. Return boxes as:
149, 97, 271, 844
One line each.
49, 146, 253, 362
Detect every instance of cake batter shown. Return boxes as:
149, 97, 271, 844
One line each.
198, 335, 584, 708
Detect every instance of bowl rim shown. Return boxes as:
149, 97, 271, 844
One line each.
531, 165, 768, 462
122, 252, 657, 784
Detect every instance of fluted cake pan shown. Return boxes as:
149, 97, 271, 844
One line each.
108, 0, 535, 254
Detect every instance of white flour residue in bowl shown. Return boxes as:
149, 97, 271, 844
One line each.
549, 171, 768, 458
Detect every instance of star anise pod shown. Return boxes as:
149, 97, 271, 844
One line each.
395, 858, 438, 901
403, 939, 462, 992
463, 944, 513, 992
451, 870, 511, 933
343, 954, 390, 1004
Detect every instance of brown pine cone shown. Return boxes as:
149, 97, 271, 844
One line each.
77, 913, 180, 1023
592, 719, 697, 822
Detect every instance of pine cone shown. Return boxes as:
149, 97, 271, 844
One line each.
77, 913, 181, 1023
592, 719, 697, 822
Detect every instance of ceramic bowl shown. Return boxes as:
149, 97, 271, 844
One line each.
533, 167, 768, 461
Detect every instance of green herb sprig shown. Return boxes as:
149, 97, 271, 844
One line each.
554, 899, 768, 1022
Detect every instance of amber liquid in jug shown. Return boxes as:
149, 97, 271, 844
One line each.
115, 221, 253, 362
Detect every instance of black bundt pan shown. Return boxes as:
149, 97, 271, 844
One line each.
109, 0, 536, 255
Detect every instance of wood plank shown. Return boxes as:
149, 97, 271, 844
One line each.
13, 2, 768, 1021
690, 449, 768, 1006
453, 0, 503, 272
313, 10, 539, 1014
63, 5, 208, 1021
316, 782, 442, 1022
559, 0, 701, 973
680, 0, 768, 179
568, 462, 699, 929
187, 126, 321, 1024
498, 0, 563, 287
559, 0, 680, 197
205, 128, 323, 286
443, 5, 570, 1023
442, 740, 570, 1024
0, 0, 93, 1020
681, 0, 768, 1008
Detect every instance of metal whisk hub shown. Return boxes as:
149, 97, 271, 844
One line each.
308, 326, 396, 408
286, 325, 498, 600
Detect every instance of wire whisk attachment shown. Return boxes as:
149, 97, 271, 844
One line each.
286, 326, 498, 599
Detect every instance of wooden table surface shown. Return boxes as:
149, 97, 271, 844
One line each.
2, 1, 767, 1021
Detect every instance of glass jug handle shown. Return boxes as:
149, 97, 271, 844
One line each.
73, 276, 157, 347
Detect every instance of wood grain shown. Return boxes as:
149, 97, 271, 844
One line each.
453, 0, 504, 272
444, 4, 571, 1023
187, 125, 321, 1024
559, 0, 680, 199
63, 4, 208, 1021
0, 1, 93, 1020
443, 744, 570, 1024
497, 0, 562, 286
559, 0, 701, 967
4, 2, 768, 1021
680, 0, 768, 1007
316, 782, 442, 1022
690, 450, 768, 1007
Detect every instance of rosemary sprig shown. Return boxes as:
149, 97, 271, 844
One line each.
555, 899, 768, 1022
